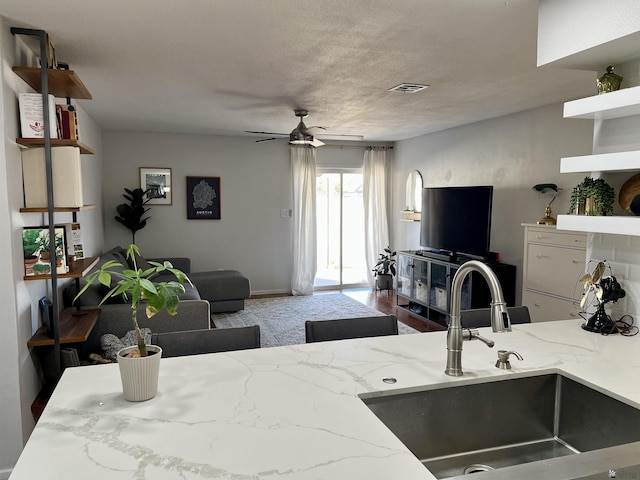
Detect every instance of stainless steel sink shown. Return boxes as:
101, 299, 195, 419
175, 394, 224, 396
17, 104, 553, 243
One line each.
361, 373, 640, 478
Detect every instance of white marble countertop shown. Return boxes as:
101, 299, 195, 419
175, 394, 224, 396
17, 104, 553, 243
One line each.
10, 320, 640, 479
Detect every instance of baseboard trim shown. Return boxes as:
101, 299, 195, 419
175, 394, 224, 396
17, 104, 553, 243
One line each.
250, 289, 291, 296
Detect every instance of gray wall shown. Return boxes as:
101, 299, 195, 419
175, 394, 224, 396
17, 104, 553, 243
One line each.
392, 102, 594, 303
102, 133, 386, 294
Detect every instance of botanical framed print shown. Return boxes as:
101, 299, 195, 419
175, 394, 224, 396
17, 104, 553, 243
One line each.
140, 167, 172, 205
187, 176, 220, 219
23, 226, 68, 276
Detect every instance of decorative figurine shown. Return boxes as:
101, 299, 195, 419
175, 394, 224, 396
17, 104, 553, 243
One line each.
597, 66, 623, 94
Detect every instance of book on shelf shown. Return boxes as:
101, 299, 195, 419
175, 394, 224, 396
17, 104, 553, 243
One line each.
55, 104, 79, 140
19, 93, 58, 139
64, 222, 84, 260
21, 146, 83, 208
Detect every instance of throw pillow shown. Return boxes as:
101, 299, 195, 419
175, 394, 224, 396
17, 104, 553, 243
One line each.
101, 328, 152, 361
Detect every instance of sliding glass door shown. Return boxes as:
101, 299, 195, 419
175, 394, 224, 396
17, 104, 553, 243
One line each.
315, 170, 367, 288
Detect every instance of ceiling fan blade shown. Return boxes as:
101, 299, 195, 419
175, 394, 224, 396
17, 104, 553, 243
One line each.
245, 130, 288, 136
310, 138, 325, 147
255, 138, 278, 143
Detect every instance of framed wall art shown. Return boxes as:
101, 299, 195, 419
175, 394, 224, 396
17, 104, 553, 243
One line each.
187, 176, 220, 219
23, 225, 68, 276
140, 167, 172, 205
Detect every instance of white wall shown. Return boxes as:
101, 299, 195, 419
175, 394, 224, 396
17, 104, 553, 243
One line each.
102, 133, 382, 294
0, 19, 104, 476
392, 103, 594, 304
537, 0, 640, 67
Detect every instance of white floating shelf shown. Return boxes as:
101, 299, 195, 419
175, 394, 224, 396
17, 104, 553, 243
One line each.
557, 214, 640, 236
560, 151, 640, 173
564, 86, 640, 120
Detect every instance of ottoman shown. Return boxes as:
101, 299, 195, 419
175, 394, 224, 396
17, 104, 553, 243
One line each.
190, 270, 251, 313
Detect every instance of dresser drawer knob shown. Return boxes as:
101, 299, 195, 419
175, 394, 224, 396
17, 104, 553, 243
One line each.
534, 303, 541, 307
571, 259, 580, 263
535, 254, 548, 259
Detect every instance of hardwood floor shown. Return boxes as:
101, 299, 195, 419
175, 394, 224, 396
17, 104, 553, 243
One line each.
252, 287, 444, 333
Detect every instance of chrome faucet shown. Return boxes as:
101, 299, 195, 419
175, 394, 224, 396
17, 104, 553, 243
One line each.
445, 260, 512, 376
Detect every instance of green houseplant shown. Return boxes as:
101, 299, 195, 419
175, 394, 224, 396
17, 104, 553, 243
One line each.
372, 246, 397, 291
74, 244, 191, 401
115, 188, 152, 244
568, 177, 615, 216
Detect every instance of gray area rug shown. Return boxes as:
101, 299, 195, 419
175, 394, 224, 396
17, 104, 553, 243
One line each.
212, 294, 417, 348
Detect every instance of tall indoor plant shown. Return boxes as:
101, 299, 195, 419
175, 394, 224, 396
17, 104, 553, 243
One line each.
372, 246, 397, 292
115, 187, 152, 244
74, 244, 190, 400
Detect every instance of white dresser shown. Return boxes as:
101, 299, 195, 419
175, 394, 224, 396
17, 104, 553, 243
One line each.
521, 224, 587, 322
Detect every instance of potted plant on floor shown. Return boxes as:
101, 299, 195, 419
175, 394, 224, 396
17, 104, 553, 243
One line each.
372, 246, 397, 292
74, 244, 191, 401
115, 187, 152, 244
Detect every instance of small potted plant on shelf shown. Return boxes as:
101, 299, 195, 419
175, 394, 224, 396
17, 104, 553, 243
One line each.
372, 246, 397, 292
74, 244, 191, 401
568, 176, 615, 216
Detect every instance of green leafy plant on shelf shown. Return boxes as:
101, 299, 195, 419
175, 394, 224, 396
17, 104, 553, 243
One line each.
74, 244, 191, 357
568, 177, 615, 216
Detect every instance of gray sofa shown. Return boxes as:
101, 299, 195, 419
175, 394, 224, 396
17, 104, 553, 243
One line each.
63, 246, 251, 354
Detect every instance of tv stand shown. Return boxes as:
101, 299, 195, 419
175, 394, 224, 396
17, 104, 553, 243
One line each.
396, 251, 516, 329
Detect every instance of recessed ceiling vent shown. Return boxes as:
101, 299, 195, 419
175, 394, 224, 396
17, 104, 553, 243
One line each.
389, 83, 429, 93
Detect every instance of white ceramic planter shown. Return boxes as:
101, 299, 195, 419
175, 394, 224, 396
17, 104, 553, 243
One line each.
116, 344, 162, 402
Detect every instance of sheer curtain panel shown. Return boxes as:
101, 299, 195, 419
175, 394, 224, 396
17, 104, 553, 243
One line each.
291, 146, 317, 295
363, 147, 390, 287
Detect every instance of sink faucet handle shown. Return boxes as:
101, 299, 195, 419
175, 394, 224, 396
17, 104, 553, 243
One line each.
463, 328, 495, 348
495, 350, 523, 369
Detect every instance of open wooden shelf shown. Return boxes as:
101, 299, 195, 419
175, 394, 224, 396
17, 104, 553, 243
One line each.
557, 214, 640, 236
20, 204, 96, 214
16, 138, 95, 154
12, 66, 92, 99
23, 256, 99, 281
27, 308, 100, 347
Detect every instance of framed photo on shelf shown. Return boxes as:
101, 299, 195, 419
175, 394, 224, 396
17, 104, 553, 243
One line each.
140, 167, 172, 205
22, 225, 68, 277
186, 176, 220, 220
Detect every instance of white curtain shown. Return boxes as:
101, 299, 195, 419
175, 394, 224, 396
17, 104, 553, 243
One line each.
363, 147, 390, 287
291, 146, 317, 295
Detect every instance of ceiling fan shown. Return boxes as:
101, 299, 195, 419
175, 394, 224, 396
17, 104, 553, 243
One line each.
245, 110, 327, 147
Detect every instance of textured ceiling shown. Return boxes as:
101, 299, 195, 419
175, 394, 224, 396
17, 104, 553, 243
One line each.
2, 0, 596, 142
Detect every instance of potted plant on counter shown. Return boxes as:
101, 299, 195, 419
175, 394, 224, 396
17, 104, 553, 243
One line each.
372, 246, 397, 293
74, 244, 191, 401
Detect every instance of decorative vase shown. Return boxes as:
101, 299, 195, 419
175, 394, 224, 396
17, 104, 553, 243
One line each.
376, 273, 393, 291
619, 173, 640, 216
116, 344, 162, 402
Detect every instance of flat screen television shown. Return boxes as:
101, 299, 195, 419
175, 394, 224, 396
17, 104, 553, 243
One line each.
420, 185, 493, 259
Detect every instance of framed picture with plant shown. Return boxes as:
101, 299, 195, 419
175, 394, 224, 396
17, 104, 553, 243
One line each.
23, 226, 68, 276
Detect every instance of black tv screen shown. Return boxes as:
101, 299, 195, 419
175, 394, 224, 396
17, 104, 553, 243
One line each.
420, 185, 493, 259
